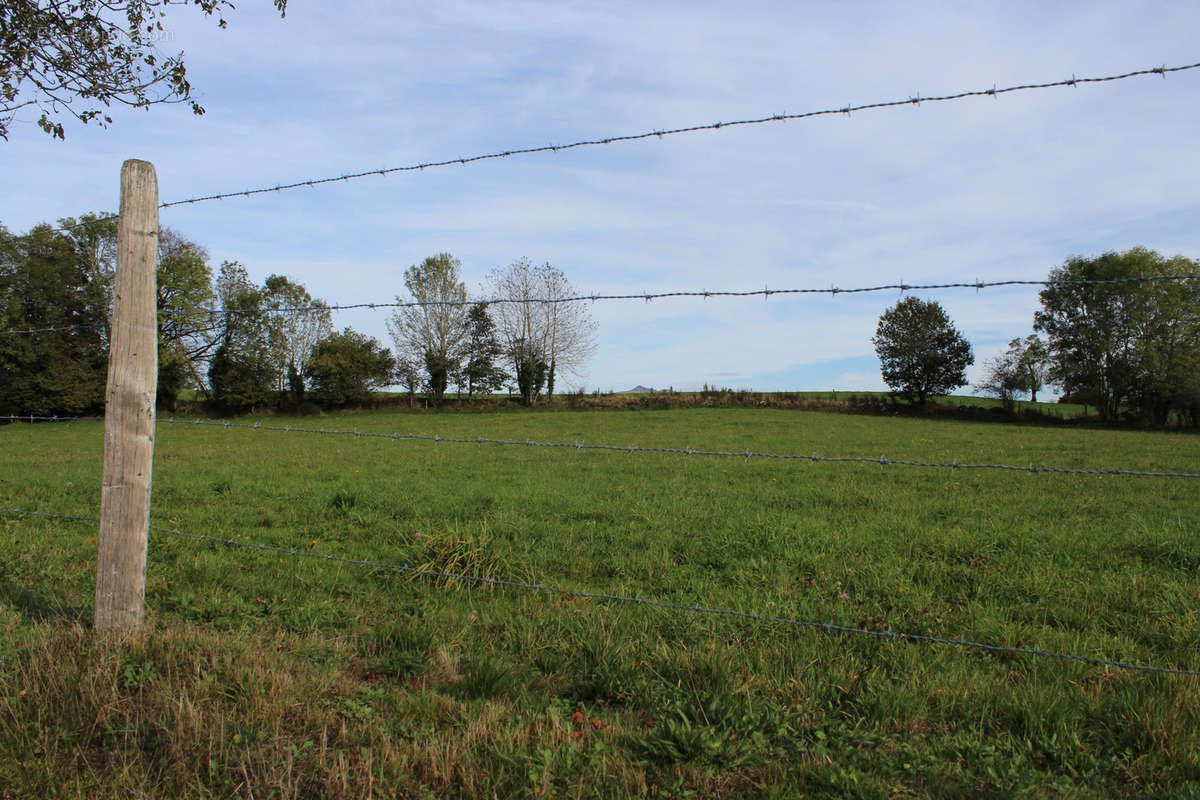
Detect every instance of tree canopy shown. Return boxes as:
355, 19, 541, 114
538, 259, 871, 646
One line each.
975, 335, 1049, 409
1, 0, 287, 140
305, 328, 395, 408
387, 253, 469, 407
872, 297, 974, 406
485, 258, 596, 405
1035, 248, 1200, 423
0, 222, 109, 415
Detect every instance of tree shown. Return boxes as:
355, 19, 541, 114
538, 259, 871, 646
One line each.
1035, 248, 1200, 423
0, 222, 109, 415
305, 328, 395, 408
462, 302, 507, 398
386, 253, 468, 407
261, 274, 332, 397
395, 357, 420, 408
975, 349, 1022, 412
485, 258, 596, 405
872, 297, 974, 406
538, 264, 596, 401
975, 335, 1049, 410
1, 0, 287, 140
207, 261, 273, 412
156, 228, 216, 407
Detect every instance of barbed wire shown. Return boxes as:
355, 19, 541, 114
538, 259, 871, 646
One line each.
50, 60, 1200, 233
3, 272, 1198, 337
0, 505, 1195, 677
0, 323, 104, 337
248, 273, 1200, 315
0, 415, 94, 423
167, 418, 1200, 479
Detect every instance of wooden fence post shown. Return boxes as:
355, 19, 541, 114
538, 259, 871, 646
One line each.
95, 159, 159, 632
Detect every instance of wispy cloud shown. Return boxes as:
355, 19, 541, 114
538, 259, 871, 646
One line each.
3, 2, 1198, 391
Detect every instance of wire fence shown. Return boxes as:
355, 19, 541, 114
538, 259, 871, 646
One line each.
1, 506, 1196, 678
7, 59, 1199, 687
165, 418, 1200, 479
51, 59, 1200, 233
3, 272, 1199, 337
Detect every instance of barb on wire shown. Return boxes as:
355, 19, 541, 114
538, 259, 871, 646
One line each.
0, 323, 106, 337
3, 273, 1199, 337
1, 505, 1196, 677
252, 273, 1200, 315
168, 418, 1200, 479
46, 60, 1200, 232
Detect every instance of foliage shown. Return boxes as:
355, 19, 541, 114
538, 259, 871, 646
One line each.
305, 328, 395, 408
485, 259, 596, 405
0, 222, 108, 415
207, 261, 273, 412
1, 0, 287, 140
387, 254, 469, 407
462, 302, 508, 398
976, 336, 1049, 410
262, 274, 332, 395
1035, 248, 1200, 423
394, 357, 420, 407
872, 297, 974, 405
155, 228, 216, 400
206, 341, 274, 413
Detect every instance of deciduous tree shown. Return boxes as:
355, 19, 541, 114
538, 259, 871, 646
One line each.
1, 0, 287, 140
305, 328, 395, 408
386, 253, 468, 407
262, 274, 332, 397
872, 297, 973, 406
1035, 248, 1200, 423
485, 258, 595, 405
0, 222, 108, 415
207, 261, 272, 412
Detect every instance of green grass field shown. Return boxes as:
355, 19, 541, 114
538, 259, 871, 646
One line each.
2, 407, 1198, 798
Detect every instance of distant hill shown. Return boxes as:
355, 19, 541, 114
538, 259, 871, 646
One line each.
617, 385, 656, 394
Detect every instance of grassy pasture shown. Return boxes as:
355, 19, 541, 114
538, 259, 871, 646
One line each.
1, 407, 1198, 798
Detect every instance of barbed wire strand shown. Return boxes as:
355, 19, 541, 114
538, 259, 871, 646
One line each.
3, 272, 1198, 337
50, 60, 1200, 232
0, 506, 1195, 677
213, 273, 1200, 315
0, 415, 94, 423
166, 419, 1200, 479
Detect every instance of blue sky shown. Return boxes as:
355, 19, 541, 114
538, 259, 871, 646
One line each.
3, 2, 1198, 392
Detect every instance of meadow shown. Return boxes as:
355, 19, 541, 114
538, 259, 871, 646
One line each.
1, 406, 1198, 798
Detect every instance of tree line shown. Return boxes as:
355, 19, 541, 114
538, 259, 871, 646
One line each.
871, 247, 1200, 426
0, 218, 595, 415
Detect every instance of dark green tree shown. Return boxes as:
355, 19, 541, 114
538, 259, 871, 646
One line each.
0, 222, 109, 415
2, 0, 287, 140
872, 297, 974, 406
305, 328, 395, 408
155, 229, 216, 407
207, 341, 274, 413
462, 302, 507, 398
207, 261, 273, 412
1035, 248, 1200, 423
395, 357, 420, 408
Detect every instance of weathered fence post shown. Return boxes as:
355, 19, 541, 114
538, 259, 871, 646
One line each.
95, 159, 159, 632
